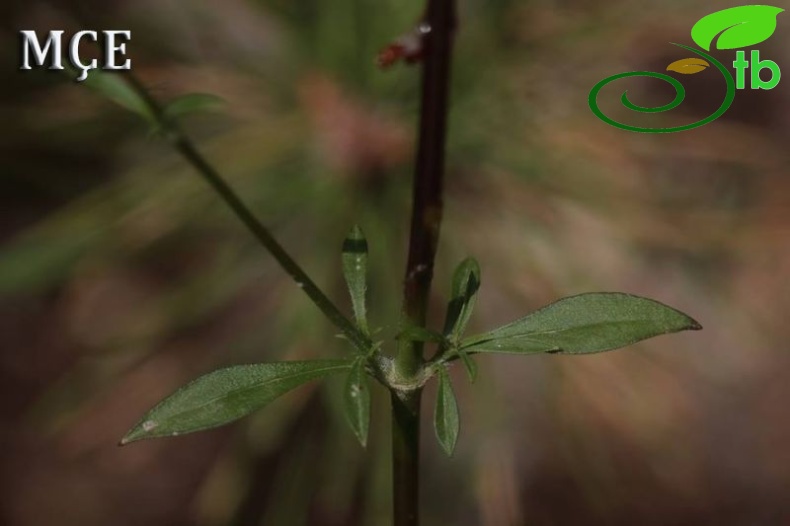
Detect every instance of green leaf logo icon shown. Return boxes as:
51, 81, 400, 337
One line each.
691, 5, 784, 51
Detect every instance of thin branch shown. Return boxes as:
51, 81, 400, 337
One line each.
123, 75, 372, 353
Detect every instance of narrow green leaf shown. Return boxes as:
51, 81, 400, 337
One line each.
461, 293, 701, 355
443, 258, 481, 342
456, 349, 478, 383
342, 225, 369, 335
691, 5, 784, 51
164, 93, 225, 120
434, 367, 460, 456
73, 69, 156, 124
343, 358, 371, 447
121, 360, 351, 444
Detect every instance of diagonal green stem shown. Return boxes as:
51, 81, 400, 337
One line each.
123, 75, 372, 353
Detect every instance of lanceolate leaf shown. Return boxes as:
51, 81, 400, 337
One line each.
691, 5, 784, 51
443, 258, 481, 342
342, 225, 369, 335
461, 293, 701, 355
343, 358, 371, 447
121, 360, 351, 444
434, 367, 460, 456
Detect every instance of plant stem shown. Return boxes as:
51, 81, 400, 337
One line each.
392, 0, 456, 524
123, 75, 372, 353
396, 0, 457, 377
391, 390, 422, 526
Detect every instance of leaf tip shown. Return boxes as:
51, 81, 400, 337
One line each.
120, 419, 158, 445
343, 225, 368, 252
677, 310, 702, 331
118, 431, 139, 446
356, 433, 368, 449
348, 224, 365, 240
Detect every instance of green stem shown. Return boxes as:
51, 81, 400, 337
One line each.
392, 390, 422, 526
392, 0, 456, 524
123, 75, 372, 353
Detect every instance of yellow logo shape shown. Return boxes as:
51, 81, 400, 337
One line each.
666, 57, 710, 74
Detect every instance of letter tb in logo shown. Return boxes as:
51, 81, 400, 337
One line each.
733, 50, 781, 90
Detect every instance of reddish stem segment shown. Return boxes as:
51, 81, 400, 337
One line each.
392, 1, 457, 525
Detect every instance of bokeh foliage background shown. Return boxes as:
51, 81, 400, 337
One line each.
1, 0, 790, 524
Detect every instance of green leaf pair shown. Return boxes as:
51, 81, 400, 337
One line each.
431, 258, 482, 457
120, 365, 372, 449
72, 69, 224, 127
397, 256, 482, 385
429, 258, 702, 457
121, 240, 700, 458
442, 258, 481, 383
123, 226, 377, 448
120, 355, 372, 447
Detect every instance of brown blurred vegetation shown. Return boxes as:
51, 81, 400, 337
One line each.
1, 0, 790, 525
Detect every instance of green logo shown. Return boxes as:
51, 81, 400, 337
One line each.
589, 5, 784, 133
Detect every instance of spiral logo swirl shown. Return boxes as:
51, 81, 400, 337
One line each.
589, 43, 736, 133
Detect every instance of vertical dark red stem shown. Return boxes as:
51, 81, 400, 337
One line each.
392, 1, 456, 525
402, 0, 456, 345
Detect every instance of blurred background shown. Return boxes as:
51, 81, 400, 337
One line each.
2, 0, 790, 524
